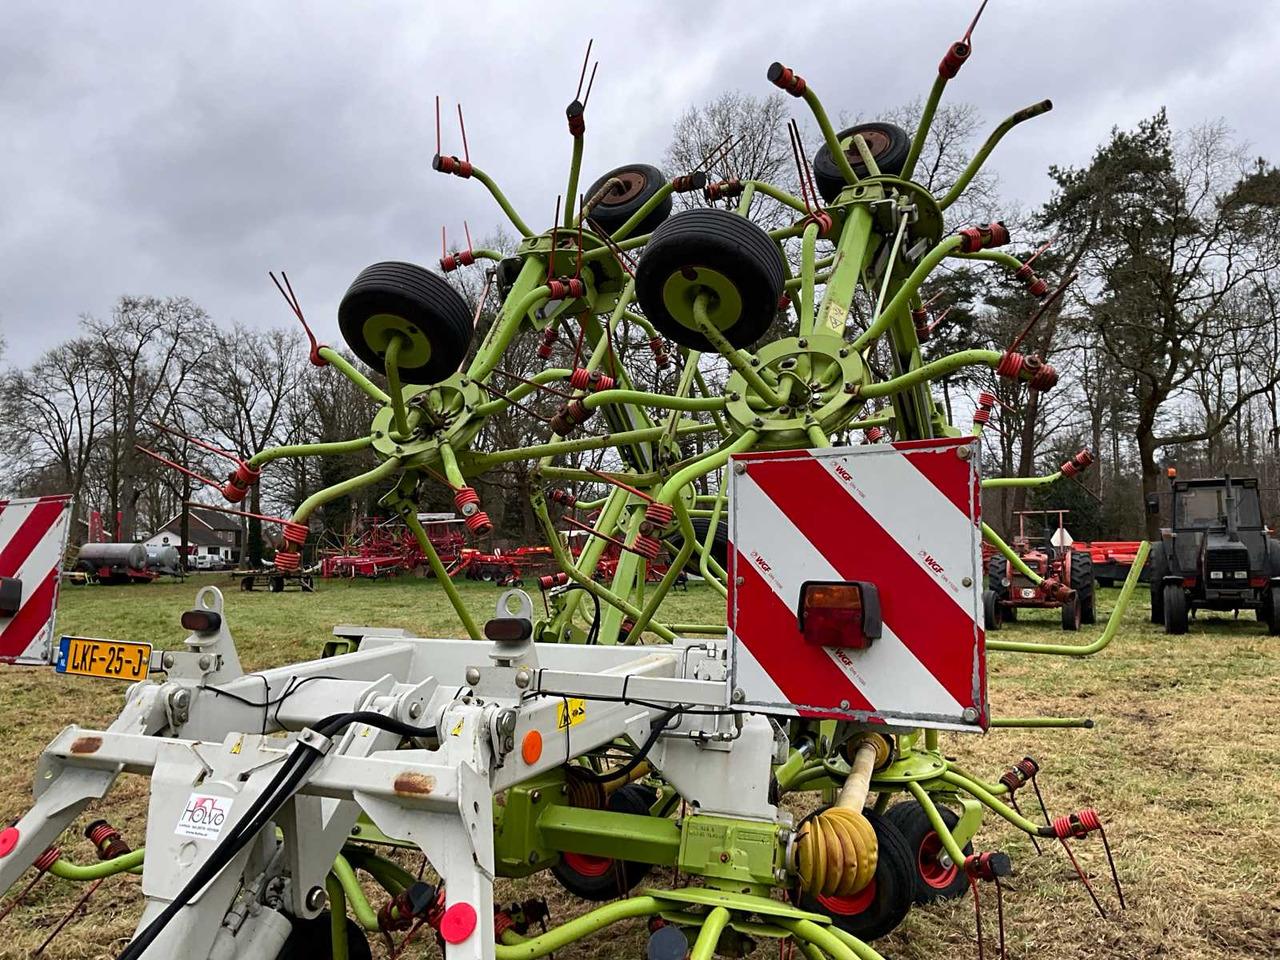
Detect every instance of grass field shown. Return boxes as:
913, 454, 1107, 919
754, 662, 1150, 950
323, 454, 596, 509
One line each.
0, 574, 1277, 958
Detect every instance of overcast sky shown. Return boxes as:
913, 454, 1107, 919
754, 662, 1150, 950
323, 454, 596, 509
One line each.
2, 1, 1278, 366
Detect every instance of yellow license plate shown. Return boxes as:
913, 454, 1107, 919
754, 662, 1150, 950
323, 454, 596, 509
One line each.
56, 636, 151, 681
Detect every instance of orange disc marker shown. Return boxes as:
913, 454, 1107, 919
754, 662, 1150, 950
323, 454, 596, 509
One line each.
522, 730, 543, 765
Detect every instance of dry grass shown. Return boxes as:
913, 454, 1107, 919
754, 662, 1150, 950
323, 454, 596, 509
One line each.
0, 575, 1277, 958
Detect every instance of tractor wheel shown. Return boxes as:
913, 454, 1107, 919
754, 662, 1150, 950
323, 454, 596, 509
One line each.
240, 576, 254, 592
812, 122, 912, 203
1060, 596, 1081, 631
799, 809, 914, 942
280, 912, 373, 960
338, 261, 473, 384
1265, 585, 1280, 636
986, 554, 1008, 599
884, 801, 972, 904
1149, 542, 1168, 624
635, 208, 785, 352
584, 163, 672, 236
269, 576, 285, 594
551, 783, 656, 901
982, 589, 1002, 630
1163, 583, 1189, 635
1072, 552, 1097, 625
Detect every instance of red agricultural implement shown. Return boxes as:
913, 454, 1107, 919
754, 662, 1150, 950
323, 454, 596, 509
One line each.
984, 509, 1096, 631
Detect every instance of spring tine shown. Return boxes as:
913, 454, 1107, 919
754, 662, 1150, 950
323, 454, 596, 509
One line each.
1030, 774, 1052, 827
477, 382, 556, 424
585, 467, 657, 504
547, 196, 562, 282
183, 500, 291, 527
442, 225, 448, 261
0, 870, 47, 924
493, 366, 574, 399
1007, 271, 1077, 354
575, 39, 594, 101
994, 875, 1008, 960
1097, 822, 1126, 909
582, 61, 599, 109
970, 876, 986, 960
32, 878, 105, 956
576, 194, 586, 277
1008, 794, 1042, 855
149, 421, 241, 463
457, 103, 470, 162
786, 120, 812, 214
1024, 232, 1059, 268
435, 94, 442, 155
1058, 838, 1107, 919
964, 0, 990, 43
464, 220, 473, 254
134, 445, 223, 491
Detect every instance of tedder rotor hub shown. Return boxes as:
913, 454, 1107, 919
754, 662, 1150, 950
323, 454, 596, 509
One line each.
724, 335, 868, 448
370, 375, 485, 465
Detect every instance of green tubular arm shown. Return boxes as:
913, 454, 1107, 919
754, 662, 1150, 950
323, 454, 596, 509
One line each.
943, 765, 1009, 796
666, 623, 727, 634
403, 507, 482, 641
938, 770, 1047, 836
848, 414, 893, 430
857, 349, 1002, 399
696, 480, 729, 594
690, 907, 732, 960
693, 297, 785, 408
785, 271, 833, 292
658, 431, 758, 507
470, 248, 503, 262
850, 134, 881, 177
851, 235, 964, 349
468, 164, 535, 238
983, 522, 1043, 584
621, 309, 658, 338
292, 457, 402, 525
625, 508, 697, 649
437, 442, 466, 488
801, 87, 859, 187
554, 484, 631, 628
473, 368, 574, 417
537, 464, 662, 486
611, 181, 676, 241
532, 497, 677, 642
468, 284, 553, 381
316, 347, 391, 404
581, 389, 726, 414
937, 99, 1053, 211
807, 424, 829, 447
798, 220, 821, 337
493, 896, 661, 960
778, 918, 882, 960
987, 542, 1150, 655
564, 136, 584, 229
330, 855, 381, 931
693, 368, 731, 435
736, 182, 757, 216
742, 180, 811, 217
382, 334, 411, 438
982, 471, 1062, 488
343, 848, 415, 893
248, 435, 375, 468
902, 73, 947, 181
468, 422, 718, 472
47, 850, 145, 880
949, 249, 1026, 271
905, 782, 970, 865
988, 716, 1094, 728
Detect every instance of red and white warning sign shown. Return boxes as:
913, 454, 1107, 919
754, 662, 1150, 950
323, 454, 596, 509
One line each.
0, 495, 74, 665
728, 438, 986, 731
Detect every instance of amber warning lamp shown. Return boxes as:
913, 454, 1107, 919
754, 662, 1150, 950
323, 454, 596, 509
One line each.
797, 581, 882, 649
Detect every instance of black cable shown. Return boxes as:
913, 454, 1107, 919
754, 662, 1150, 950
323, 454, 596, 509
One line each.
566, 706, 683, 786
559, 584, 601, 645
118, 712, 437, 960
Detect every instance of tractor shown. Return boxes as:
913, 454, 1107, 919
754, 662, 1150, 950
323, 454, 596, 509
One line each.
984, 509, 1096, 632
1149, 472, 1280, 634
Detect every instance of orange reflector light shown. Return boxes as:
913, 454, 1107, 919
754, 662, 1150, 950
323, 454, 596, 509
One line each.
797, 581, 881, 649
180, 609, 222, 633
1167, 467, 1177, 478
522, 730, 543, 765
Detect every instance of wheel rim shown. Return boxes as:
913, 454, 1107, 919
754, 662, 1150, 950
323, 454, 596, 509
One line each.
562, 852, 615, 878
661, 267, 743, 333
841, 128, 890, 163
600, 170, 648, 206
817, 880, 877, 915
918, 833, 957, 889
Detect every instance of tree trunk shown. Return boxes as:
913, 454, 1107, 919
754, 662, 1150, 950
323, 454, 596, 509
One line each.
1139, 433, 1162, 540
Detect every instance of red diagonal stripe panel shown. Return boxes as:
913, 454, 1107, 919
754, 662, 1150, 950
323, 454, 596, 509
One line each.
732, 552, 876, 715
0, 499, 65, 579
747, 456, 979, 708
890, 439, 976, 517
0, 570, 58, 660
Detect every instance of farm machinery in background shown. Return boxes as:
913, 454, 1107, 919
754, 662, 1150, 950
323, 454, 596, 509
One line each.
982, 507, 1096, 631
0, 8, 1149, 960
1149, 471, 1280, 635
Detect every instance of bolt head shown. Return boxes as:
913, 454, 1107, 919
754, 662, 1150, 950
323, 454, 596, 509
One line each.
731, 688, 745, 703
408, 701, 424, 719
465, 666, 481, 686
162, 652, 175, 669
734, 462, 747, 475
735, 576, 745, 586
843, 382, 856, 394
797, 339, 808, 348
531, 790, 541, 803
751, 417, 764, 428
957, 445, 973, 461
839, 699, 851, 710
961, 576, 973, 588
515, 668, 532, 689
305, 886, 327, 911
171, 688, 190, 708
962, 706, 980, 723
197, 655, 212, 671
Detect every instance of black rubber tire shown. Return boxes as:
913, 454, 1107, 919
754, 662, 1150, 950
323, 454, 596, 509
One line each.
1164, 583, 1188, 635
1263, 584, 1280, 636
813, 122, 912, 203
1072, 552, 1096, 625
269, 576, 284, 594
799, 810, 914, 942
338, 261, 473, 384
1268, 539, 1280, 578
551, 783, 656, 901
986, 554, 1008, 598
280, 912, 373, 960
584, 163, 672, 236
239, 576, 254, 592
884, 801, 972, 904
1149, 542, 1168, 624
982, 589, 1002, 631
1060, 596, 1080, 631
670, 517, 729, 575
635, 208, 785, 352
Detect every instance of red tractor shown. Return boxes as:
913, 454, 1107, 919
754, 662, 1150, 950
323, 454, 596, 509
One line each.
984, 509, 1096, 631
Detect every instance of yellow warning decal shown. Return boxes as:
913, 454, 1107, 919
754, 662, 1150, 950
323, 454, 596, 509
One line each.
556, 699, 586, 730
451, 718, 465, 737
